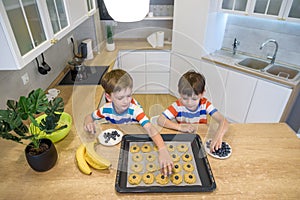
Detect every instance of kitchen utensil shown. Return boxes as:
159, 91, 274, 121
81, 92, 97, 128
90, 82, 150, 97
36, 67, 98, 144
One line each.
41, 53, 51, 72
115, 134, 216, 193
35, 57, 47, 75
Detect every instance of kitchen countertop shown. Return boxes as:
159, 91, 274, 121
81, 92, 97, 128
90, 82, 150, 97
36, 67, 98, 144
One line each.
202, 49, 300, 88
0, 122, 299, 199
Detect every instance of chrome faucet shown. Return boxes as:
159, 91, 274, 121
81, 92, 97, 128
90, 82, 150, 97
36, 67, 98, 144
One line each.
259, 39, 278, 64
232, 38, 240, 55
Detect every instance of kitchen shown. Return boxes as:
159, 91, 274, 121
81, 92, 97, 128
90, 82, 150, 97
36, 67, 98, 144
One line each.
0, 0, 300, 199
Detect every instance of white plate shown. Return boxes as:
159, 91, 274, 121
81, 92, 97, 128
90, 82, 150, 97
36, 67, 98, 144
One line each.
204, 140, 232, 160
98, 128, 123, 146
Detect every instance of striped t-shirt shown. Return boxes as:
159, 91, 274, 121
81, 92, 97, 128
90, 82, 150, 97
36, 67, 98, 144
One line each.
162, 98, 217, 124
92, 98, 150, 127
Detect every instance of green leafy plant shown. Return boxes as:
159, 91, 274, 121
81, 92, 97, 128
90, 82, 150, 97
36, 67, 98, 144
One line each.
0, 88, 67, 149
106, 25, 114, 44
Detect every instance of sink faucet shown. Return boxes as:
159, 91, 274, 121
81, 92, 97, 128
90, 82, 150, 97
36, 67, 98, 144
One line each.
259, 39, 278, 64
232, 38, 240, 55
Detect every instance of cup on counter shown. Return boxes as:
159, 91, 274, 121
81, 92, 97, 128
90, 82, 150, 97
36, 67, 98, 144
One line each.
48, 88, 60, 98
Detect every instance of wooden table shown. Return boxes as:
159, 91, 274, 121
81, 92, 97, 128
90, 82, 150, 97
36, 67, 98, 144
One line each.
0, 123, 299, 199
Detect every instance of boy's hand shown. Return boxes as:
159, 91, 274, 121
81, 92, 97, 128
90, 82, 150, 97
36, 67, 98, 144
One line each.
84, 115, 96, 134
179, 124, 196, 133
158, 147, 173, 176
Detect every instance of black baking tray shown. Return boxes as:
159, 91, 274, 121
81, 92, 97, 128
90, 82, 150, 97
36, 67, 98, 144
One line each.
115, 134, 216, 193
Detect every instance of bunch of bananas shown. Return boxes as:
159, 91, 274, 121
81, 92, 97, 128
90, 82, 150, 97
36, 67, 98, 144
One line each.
75, 141, 111, 175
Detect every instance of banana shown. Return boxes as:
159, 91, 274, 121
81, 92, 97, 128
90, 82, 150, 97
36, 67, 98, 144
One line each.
84, 141, 111, 170
75, 144, 92, 175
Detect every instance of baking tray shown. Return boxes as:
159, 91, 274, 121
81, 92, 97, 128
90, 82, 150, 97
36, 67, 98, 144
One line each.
115, 134, 216, 193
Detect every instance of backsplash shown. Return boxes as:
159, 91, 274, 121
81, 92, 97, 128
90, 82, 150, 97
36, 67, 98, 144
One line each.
222, 14, 300, 69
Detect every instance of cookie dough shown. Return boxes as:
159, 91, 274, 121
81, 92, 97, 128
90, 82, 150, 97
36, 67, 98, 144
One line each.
130, 144, 140, 153
146, 153, 156, 162
172, 163, 182, 173
184, 173, 196, 184
128, 173, 142, 185
142, 172, 155, 184
132, 153, 143, 162
183, 162, 194, 172
155, 173, 169, 185
141, 144, 151, 153
167, 144, 175, 152
131, 163, 143, 173
177, 144, 188, 152
171, 173, 183, 185
170, 153, 180, 162
182, 153, 193, 162
153, 145, 158, 151
146, 163, 157, 172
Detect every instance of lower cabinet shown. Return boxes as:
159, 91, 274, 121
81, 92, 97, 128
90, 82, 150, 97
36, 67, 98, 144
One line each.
118, 50, 170, 94
245, 79, 292, 123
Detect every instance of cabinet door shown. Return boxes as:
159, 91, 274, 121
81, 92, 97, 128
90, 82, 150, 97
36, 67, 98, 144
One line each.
246, 79, 292, 123
87, 0, 96, 15
46, 0, 69, 37
249, 0, 288, 20
283, 0, 300, 22
224, 70, 257, 123
146, 51, 170, 93
119, 51, 146, 93
119, 51, 146, 72
65, 0, 88, 28
200, 61, 228, 116
219, 0, 251, 14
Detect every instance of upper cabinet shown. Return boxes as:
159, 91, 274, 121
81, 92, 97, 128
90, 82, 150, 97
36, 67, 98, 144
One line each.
0, 0, 93, 70
219, 0, 252, 14
219, 0, 300, 22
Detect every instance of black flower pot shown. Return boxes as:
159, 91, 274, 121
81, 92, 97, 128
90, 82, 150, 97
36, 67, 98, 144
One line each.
25, 138, 58, 172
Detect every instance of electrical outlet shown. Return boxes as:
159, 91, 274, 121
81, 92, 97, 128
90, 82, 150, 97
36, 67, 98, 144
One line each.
67, 35, 73, 45
21, 73, 29, 85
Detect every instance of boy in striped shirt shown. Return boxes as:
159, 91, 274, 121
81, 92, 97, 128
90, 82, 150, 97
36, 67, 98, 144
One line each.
84, 69, 173, 175
158, 70, 228, 153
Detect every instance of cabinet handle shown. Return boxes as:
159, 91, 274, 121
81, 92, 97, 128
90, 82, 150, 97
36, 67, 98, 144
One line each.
51, 38, 58, 44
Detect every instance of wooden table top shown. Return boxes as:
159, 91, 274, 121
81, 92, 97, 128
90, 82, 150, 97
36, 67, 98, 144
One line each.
0, 122, 299, 199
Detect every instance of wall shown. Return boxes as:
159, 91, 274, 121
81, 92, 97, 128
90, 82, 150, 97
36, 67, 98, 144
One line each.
0, 16, 99, 109
222, 14, 300, 69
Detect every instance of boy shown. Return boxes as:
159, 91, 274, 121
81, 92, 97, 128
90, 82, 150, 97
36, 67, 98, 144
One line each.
157, 70, 228, 152
84, 69, 173, 175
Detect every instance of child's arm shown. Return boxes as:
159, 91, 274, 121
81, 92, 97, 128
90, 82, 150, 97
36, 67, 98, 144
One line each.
157, 115, 195, 133
143, 123, 173, 176
84, 114, 96, 134
209, 111, 229, 152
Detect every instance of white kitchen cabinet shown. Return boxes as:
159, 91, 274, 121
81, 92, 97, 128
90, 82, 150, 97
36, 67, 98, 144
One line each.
200, 61, 228, 115
282, 0, 300, 22
245, 79, 292, 123
65, 0, 88, 28
224, 70, 257, 123
87, 0, 96, 16
219, 0, 251, 14
0, 0, 92, 70
119, 51, 146, 93
249, 0, 289, 20
146, 51, 170, 93
118, 50, 170, 94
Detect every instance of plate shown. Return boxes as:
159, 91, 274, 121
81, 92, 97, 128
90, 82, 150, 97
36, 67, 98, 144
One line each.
98, 128, 123, 146
204, 140, 232, 159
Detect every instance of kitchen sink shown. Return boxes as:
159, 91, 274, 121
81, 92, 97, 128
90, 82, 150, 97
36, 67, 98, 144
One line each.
237, 58, 269, 70
266, 65, 300, 80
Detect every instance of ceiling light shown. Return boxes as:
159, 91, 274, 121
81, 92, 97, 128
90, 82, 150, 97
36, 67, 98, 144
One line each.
103, 0, 150, 22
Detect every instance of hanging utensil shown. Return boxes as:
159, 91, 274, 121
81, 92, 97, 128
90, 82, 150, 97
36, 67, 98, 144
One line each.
35, 57, 48, 75
41, 53, 51, 72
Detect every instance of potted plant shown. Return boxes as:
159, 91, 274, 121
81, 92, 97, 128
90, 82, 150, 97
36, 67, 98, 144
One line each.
106, 25, 115, 51
0, 88, 71, 172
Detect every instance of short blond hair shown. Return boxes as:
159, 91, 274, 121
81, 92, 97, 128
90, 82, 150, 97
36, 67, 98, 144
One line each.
100, 69, 133, 94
